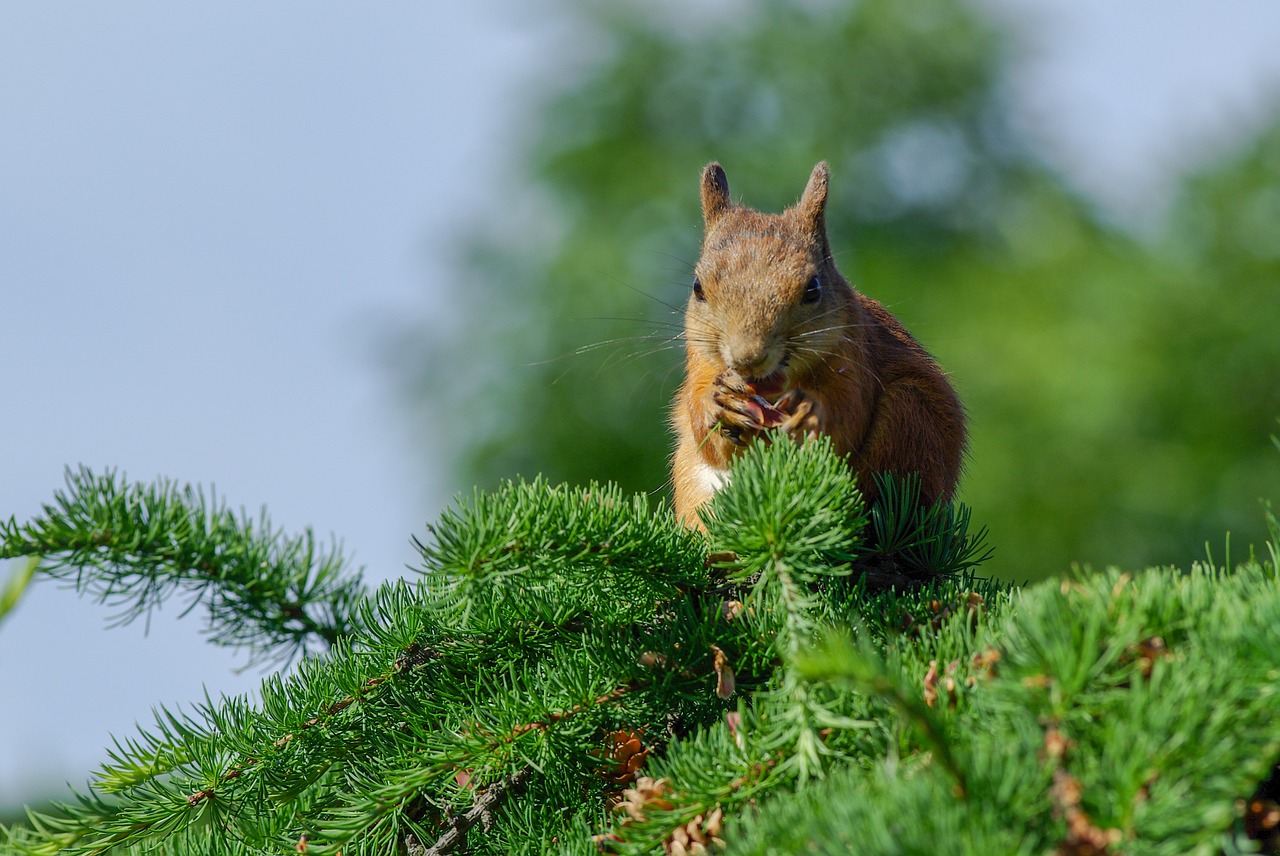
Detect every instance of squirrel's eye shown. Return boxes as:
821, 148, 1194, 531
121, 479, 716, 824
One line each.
802, 275, 822, 304
692, 277, 706, 302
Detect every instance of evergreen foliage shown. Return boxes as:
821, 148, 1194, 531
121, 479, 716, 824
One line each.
2, 438, 1278, 854
0, 466, 366, 665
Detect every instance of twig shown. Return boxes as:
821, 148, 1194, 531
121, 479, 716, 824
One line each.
405, 767, 533, 856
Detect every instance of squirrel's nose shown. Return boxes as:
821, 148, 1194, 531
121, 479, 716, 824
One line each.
725, 343, 775, 380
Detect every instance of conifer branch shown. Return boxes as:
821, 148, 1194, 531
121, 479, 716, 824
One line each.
405, 766, 533, 856
506, 683, 635, 739
0, 466, 367, 664
705, 438, 876, 780
184, 641, 434, 811
798, 635, 969, 796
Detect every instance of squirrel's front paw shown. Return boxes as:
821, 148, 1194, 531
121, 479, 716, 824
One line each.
774, 388, 821, 441
709, 371, 786, 445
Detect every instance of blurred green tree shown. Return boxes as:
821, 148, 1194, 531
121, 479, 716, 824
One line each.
397, 0, 1280, 579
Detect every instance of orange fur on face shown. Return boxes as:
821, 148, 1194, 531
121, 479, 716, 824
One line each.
670, 162, 966, 529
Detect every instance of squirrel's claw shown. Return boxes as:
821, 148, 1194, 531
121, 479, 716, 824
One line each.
776, 390, 820, 441
720, 425, 748, 446
712, 388, 767, 430
773, 388, 805, 412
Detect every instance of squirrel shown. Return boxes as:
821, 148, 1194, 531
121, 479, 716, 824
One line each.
670, 161, 966, 529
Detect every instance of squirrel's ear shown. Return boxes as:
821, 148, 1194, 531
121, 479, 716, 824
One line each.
701, 162, 731, 228
797, 161, 830, 236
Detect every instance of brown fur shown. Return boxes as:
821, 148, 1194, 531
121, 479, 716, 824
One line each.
671, 162, 966, 529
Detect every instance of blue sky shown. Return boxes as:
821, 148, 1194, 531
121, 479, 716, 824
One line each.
2, 1, 1279, 805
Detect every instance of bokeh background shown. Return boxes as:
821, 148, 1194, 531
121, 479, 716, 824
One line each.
3, 0, 1280, 814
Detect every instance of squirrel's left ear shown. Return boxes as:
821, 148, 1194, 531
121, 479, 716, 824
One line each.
797, 162, 830, 238
701, 162, 732, 229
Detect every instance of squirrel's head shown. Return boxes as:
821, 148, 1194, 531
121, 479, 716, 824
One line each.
687, 161, 852, 394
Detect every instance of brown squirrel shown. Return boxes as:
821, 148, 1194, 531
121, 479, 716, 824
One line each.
671, 161, 966, 529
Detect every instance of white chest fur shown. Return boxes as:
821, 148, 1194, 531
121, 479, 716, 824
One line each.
695, 460, 731, 497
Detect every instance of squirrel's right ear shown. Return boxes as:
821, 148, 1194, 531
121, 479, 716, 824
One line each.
797, 161, 830, 235
700, 162, 731, 229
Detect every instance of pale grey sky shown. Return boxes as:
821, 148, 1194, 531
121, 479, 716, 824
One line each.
2, 1, 1279, 806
